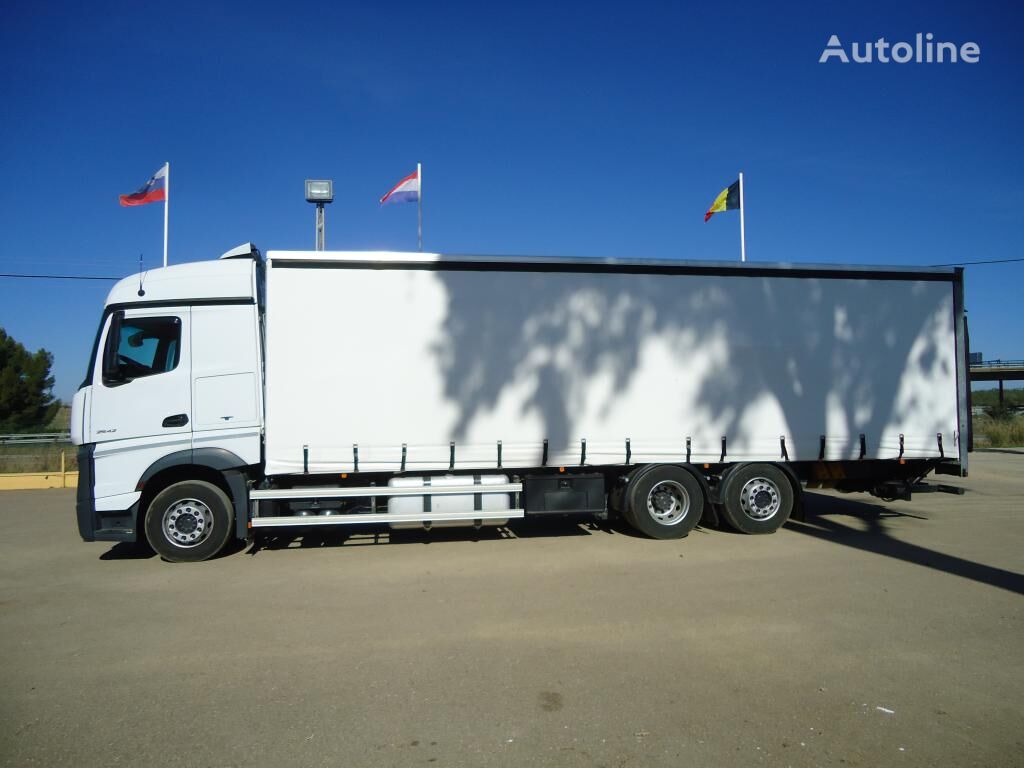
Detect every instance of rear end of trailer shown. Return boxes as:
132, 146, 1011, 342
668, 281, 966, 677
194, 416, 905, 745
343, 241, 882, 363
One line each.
248, 251, 968, 542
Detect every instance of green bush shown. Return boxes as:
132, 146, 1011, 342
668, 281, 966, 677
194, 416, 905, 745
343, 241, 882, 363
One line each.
972, 388, 1024, 408
974, 415, 1024, 448
986, 404, 1016, 422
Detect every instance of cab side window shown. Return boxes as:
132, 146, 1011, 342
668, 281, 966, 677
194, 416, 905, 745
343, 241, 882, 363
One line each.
104, 315, 181, 384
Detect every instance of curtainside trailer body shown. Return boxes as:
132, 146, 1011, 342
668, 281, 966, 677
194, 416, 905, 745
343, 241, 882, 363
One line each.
71, 245, 969, 561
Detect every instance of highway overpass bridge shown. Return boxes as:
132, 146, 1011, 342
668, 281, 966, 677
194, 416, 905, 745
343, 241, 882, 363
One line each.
970, 360, 1024, 404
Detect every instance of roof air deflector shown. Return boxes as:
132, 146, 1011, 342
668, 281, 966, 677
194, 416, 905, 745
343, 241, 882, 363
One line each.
219, 242, 261, 260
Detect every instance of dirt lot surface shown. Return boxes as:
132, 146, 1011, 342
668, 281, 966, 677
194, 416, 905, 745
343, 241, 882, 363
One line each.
1, 453, 1022, 767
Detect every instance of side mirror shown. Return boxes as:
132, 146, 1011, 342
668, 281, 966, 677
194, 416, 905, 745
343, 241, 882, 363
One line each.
102, 311, 125, 385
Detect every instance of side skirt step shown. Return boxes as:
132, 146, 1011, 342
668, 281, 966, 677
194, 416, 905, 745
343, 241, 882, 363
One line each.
250, 509, 525, 528
250, 483, 522, 501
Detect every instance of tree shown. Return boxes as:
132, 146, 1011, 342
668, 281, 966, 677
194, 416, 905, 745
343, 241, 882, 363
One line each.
0, 327, 59, 432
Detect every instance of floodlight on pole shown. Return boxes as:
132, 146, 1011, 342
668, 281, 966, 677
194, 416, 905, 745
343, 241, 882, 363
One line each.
305, 179, 333, 251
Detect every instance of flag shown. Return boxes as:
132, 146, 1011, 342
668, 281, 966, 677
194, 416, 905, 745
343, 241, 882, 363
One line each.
704, 179, 740, 222
379, 167, 420, 205
119, 164, 168, 207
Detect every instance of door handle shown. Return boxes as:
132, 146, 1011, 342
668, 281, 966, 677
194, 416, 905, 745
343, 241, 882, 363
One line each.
162, 414, 189, 428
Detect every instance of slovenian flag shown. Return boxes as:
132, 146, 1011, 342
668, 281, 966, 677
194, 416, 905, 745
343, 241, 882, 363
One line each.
704, 179, 740, 222
379, 167, 420, 205
119, 164, 168, 207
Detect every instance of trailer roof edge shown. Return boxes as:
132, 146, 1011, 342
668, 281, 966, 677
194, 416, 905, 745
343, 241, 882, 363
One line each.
265, 250, 961, 281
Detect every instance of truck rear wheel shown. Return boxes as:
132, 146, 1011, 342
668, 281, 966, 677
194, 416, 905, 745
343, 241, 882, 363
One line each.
719, 463, 794, 534
144, 480, 234, 562
626, 465, 704, 539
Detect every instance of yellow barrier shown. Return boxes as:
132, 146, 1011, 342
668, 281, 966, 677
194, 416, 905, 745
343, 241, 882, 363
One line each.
0, 471, 79, 490
0, 452, 78, 490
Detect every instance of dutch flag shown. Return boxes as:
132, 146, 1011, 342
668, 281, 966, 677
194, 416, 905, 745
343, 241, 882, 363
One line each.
379, 167, 420, 205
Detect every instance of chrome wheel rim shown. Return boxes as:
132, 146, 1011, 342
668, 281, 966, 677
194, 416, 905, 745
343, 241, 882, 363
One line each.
739, 477, 781, 522
162, 498, 213, 548
646, 480, 690, 526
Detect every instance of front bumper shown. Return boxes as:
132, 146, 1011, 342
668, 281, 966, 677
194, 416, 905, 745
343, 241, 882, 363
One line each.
76, 445, 138, 543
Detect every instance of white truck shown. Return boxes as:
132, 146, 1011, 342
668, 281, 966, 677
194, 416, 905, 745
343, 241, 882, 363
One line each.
71, 245, 970, 561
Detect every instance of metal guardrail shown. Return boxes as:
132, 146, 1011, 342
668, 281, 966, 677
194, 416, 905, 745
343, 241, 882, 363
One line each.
972, 405, 1024, 416
970, 360, 1024, 370
0, 432, 72, 445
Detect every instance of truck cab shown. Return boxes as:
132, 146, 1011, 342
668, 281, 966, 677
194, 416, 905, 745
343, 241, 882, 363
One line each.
72, 244, 264, 551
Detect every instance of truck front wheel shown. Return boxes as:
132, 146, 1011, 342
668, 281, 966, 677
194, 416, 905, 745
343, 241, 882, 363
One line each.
626, 464, 704, 539
143, 480, 234, 562
719, 464, 794, 534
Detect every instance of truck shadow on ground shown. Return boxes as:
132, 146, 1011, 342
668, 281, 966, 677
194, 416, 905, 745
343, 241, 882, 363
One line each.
99, 537, 249, 561
249, 516, 627, 553
787, 491, 1024, 597
99, 542, 156, 560
99, 494, 1023, 595
100, 524, 618, 560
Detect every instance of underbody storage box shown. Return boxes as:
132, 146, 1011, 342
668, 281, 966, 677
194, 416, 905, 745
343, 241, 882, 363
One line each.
523, 474, 606, 516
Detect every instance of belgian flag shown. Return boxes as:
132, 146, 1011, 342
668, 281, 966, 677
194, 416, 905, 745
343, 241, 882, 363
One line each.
704, 180, 740, 222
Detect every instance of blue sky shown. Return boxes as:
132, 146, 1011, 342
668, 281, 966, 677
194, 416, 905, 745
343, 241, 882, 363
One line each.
1, 0, 1021, 400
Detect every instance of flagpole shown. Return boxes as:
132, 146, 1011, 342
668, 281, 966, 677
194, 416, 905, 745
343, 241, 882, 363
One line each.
738, 170, 746, 263
417, 162, 423, 252
163, 162, 170, 267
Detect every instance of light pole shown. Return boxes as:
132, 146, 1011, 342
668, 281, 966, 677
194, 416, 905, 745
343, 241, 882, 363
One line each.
304, 179, 333, 251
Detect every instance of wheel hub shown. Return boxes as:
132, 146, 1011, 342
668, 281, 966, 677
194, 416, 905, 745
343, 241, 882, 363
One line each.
646, 480, 690, 525
176, 514, 198, 534
163, 499, 213, 548
739, 477, 781, 522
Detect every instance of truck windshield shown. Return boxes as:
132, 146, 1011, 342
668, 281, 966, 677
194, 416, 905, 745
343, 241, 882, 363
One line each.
80, 312, 107, 390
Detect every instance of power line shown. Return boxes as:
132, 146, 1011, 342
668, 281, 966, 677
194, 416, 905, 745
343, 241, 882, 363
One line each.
931, 257, 1024, 267
0, 273, 121, 281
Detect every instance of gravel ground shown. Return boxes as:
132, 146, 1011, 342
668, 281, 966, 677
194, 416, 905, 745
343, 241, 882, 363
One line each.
1, 453, 1022, 767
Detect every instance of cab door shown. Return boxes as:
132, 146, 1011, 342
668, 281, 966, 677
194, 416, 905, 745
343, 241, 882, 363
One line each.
89, 307, 192, 501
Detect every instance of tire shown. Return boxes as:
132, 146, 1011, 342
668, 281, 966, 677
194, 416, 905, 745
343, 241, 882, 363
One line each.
144, 480, 234, 562
719, 463, 794, 534
625, 464, 704, 539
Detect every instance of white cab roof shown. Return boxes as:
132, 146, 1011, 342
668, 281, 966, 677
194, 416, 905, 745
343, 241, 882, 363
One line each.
105, 258, 257, 308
